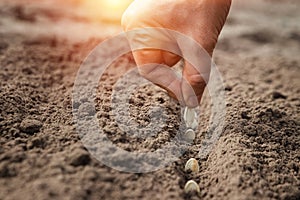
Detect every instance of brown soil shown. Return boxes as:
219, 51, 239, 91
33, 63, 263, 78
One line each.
0, 0, 299, 200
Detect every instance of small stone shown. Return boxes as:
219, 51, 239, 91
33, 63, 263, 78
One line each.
27, 137, 44, 149
241, 111, 251, 120
185, 158, 199, 173
183, 129, 196, 142
68, 149, 91, 167
19, 119, 42, 134
184, 180, 200, 194
0, 162, 16, 178
272, 91, 287, 99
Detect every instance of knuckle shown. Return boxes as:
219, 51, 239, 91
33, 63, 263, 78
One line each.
121, 10, 132, 29
121, 8, 140, 30
121, 2, 147, 30
133, 50, 163, 65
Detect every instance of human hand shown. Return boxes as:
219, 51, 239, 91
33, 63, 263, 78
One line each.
122, 0, 231, 107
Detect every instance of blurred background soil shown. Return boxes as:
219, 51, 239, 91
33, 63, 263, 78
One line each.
0, 0, 299, 199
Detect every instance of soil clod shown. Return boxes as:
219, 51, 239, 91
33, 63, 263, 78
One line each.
19, 119, 42, 134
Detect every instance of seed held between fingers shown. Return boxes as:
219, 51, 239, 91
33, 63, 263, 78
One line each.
183, 107, 198, 129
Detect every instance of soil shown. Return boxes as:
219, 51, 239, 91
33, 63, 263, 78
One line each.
0, 0, 299, 200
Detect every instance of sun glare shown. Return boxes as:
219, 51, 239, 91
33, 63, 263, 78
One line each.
83, 0, 133, 21
102, 0, 130, 10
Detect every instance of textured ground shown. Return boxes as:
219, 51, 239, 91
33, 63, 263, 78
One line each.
0, 0, 299, 199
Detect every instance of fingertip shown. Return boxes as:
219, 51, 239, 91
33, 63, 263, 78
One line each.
185, 95, 199, 108
181, 60, 208, 107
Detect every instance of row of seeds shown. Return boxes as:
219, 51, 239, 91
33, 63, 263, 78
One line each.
183, 107, 200, 195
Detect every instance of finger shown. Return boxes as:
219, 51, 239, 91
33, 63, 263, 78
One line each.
181, 60, 210, 108
133, 49, 180, 67
133, 49, 184, 103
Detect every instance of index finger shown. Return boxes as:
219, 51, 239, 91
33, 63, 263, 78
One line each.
133, 49, 184, 104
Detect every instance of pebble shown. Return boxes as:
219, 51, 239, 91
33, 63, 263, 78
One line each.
68, 149, 91, 167
19, 119, 42, 134
272, 91, 287, 99
0, 162, 16, 178
184, 180, 200, 194
184, 158, 199, 173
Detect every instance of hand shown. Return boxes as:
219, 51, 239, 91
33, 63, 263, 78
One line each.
122, 0, 231, 107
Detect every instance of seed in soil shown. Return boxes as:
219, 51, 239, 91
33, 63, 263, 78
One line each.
184, 180, 200, 194
185, 158, 199, 173
182, 129, 195, 142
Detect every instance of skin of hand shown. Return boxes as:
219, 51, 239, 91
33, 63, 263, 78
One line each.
122, 0, 231, 107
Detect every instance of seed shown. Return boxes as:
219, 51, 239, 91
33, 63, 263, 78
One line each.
183, 107, 198, 129
184, 180, 200, 194
183, 129, 195, 142
185, 158, 199, 173
184, 107, 195, 125
191, 119, 198, 130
